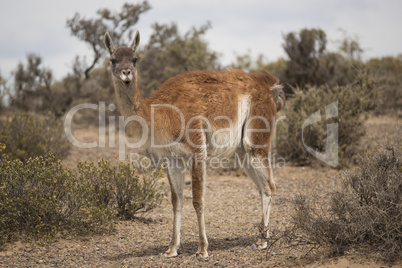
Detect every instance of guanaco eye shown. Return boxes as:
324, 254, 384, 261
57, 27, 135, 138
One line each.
110, 58, 116, 64
132, 57, 138, 65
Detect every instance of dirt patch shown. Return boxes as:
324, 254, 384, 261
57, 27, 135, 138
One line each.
0, 116, 400, 267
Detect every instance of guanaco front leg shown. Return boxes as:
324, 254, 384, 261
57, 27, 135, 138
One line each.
162, 158, 185, 257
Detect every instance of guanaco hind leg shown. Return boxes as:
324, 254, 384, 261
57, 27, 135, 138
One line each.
239, 151, 274, 250
191, 156, 209, 258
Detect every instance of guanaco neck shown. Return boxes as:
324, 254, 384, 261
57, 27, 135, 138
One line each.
112, 72, 151, 136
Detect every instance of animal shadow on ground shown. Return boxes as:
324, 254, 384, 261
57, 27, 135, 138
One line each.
103, 235, 256, 261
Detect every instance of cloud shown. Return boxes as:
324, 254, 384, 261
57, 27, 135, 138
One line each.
0, 0, 401, 80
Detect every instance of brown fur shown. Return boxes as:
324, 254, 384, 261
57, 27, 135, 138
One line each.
144, 69, 283, 154
104, 31, 285, 258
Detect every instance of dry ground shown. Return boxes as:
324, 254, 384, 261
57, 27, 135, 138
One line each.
0, 115, 400, 267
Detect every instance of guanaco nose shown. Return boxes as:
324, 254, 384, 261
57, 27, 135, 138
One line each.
121, 69, 132, 83
122, 69, 131, 76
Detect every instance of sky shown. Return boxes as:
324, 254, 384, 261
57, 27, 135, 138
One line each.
0, 0, 401, 80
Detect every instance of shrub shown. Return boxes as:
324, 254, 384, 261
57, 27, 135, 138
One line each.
0, 112, 71, 161
0, 150, 164, 248
291, 142, 402, 261
275, 71, 376, 167
366, 56, 402, 115
77, 159, 165, 220
0, 153, 110, 248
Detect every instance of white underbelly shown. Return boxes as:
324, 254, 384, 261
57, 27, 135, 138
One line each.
206, 95, 250, 158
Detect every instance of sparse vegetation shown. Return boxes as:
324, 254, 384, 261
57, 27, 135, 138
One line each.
275, 70, 377, 167
366, 56, 402, 115
77, 159, 164, 220
289, 142, 401, 261
0, 148, 164, 249
0, 112, 71, 161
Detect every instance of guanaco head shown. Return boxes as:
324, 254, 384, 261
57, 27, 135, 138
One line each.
104, 30, 140, 86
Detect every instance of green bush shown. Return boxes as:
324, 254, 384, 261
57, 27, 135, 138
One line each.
0, 112, 71, 161
291, 142, 401, 261
0, 153, 111, 248
276, 71, 376, 167
77, 159, 165, 220
0, 149, 164, 249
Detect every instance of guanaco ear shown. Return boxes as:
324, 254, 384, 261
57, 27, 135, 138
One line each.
104, 32, 115, 55
129, 30, 140, 53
